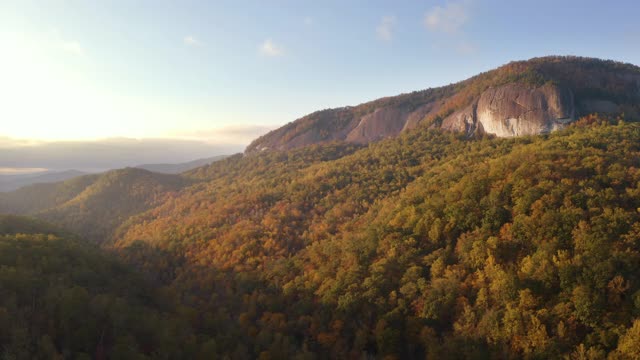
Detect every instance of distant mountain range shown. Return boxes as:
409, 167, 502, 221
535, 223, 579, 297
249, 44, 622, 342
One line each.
0, 170, 88, 192
0, 137, 242, 175
0, 155, 230, 192
134, 155, 229, 174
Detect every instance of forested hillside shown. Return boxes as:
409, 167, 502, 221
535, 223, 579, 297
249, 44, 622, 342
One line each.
0, 169, 191, 244
2, 57, 640, 358
0, 174, 100, 214
0, 215, 211, 359
5, 115, 640, 358
103, 116, 640, 359
247, 56, 640, 152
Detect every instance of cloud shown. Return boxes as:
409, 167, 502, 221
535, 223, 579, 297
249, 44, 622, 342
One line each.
376, 16, 397, 42
456, 40, 477, 54
0, 167, 48, 175
0, 136, 243, 172
303, 17, 314, 26
0, 136, 42, 148
174, 124, 275, 144
60, 40, 85, 56
184, 35, 203, 47
259, 39, 284, 57
424, 2, 469, 33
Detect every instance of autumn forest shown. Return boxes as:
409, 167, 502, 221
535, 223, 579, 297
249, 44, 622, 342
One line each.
2, 57, 640, 359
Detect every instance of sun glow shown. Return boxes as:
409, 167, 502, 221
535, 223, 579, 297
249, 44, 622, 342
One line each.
0, 31, 181, 141
1, 31, 96, 139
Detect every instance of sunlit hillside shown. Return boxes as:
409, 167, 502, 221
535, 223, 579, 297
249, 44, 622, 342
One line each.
2, 3, 640, 356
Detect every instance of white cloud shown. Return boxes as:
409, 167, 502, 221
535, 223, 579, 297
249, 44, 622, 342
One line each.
0, 137, 243, 171
424, 2, 469, 33
184, 35, 203, 47
304, 16, 314, 26
259, 39, 284, 57
456, 40, 477, 54
0, 136, 42, 148
376, 16, 396, 42
60, 40, 85, 56
0, 167, 47, 175
174, 124, 275, 144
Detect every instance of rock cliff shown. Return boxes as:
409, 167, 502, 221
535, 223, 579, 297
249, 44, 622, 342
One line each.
246, 56, 640, 153
442, 83, 575, 137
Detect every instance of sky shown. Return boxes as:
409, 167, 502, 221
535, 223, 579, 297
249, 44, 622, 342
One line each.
0, 0, 639, 145
0, 137, 241, 173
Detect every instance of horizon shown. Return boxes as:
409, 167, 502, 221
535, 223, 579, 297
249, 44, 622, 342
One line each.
2, 0, 639, 144
3, 2, 640, 358
2, 53, 636, 146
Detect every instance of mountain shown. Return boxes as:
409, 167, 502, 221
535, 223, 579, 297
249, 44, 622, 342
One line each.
0, 169, 88, 192
0, 137, 241, 173
3, 57, 640, 358
0, 173, 101, 214
134, 154, 229, 174
38, 168, 191, 244
0, 168, 191, 243
115, 119, 640, 359
0, 155, 228, 193
247, 56, 640, 153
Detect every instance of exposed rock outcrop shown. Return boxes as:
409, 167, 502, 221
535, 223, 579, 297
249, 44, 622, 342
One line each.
441, 103, 480, 135
246, 56, 640, 154
443, 83, 575, 137
246, 102, 443, 152
345, 107, 406, 143
344, 103, 440, 143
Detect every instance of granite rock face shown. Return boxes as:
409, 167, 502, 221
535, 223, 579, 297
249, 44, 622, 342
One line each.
247, 103, 442, 152
443, 83, 576, 137
245, 57, 640, 154
248, 82, 580, 153
440, 104, 479, 135
345, 107, 407, 143
344, 103, 439, 143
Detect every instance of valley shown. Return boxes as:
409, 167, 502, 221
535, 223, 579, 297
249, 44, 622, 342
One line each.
2, 56, 640, 358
